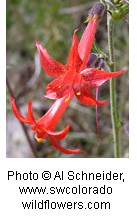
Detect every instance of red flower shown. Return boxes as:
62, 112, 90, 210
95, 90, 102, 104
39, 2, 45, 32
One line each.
36, 3, 126, 106
10, 91, 82, 154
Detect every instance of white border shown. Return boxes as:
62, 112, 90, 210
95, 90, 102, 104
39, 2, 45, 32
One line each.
0, 1, 137, 217
0, 0, 6, 159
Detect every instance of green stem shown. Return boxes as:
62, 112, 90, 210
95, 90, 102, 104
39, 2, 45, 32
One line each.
107, 6, 120, 158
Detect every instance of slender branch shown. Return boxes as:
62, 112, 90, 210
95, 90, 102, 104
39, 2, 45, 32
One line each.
6, 77, 38, 158
107, 5, 120, 158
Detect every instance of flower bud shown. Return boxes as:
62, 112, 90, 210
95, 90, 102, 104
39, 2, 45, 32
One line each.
89, 2, 105, 17
87, 53, 98, 68
95, 58, 105, 69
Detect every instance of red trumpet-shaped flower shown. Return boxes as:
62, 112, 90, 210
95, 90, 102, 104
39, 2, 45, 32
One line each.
10, 91, 82, 154
36, 3, 126, 106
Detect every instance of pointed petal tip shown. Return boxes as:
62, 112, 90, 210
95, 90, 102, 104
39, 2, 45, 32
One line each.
49, 136, 83, 154
74, 88, 109, 106
97, 99, 109, 106
10, 96, 14, 103
10, 97, 27, 123
36, 40, 40, 45
28, 100, 33, 107
67, 149, 84, 154
61, 148, 83, 155
43, 94, 58, 100
35, 40, 39, 48
46, 124, 70, 140
120, 69, 126, 73
36, 42, 66, 78
74, 29, 79, 34
36, 40, 44, 51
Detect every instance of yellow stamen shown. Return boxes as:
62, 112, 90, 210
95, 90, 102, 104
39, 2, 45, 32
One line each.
76, 92, 81, 96
36, 137, 43, 143
58, 85, 61, 89
65, 98, 69, 103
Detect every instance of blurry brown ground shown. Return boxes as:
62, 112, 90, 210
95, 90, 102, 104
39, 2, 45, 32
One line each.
6, 0, 129, 158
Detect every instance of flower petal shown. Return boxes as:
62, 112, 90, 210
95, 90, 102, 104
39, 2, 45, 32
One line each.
40, 91, 74, 128
45, 70, 75, 100
78, 16, 100, 70
45, 78, 63, 99
10, 97, 35, 124
74, 91, 108, 106
81, 68, 126, 88
46, 124, 70, 140
49, 136, 83, 154
45, 78, 71, 99
26, 101, 37, 124
36, 40, 66, 78
67, 30, 79, 68
73, 75, 108, 106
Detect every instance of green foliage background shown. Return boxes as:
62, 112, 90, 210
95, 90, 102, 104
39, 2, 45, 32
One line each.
7, 0, 129, 158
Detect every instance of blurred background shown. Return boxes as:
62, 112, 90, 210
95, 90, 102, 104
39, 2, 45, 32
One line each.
6, 0, 129, 158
